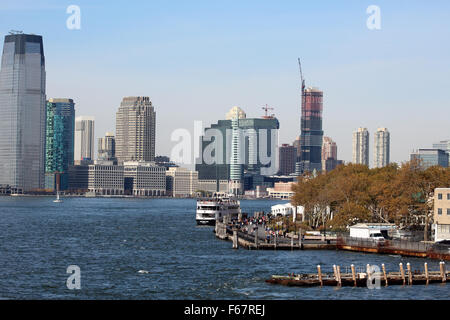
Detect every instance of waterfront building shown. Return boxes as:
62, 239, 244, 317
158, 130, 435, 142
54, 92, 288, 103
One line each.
410, 149, 449, 169
45, 98, 75, 190
433, 188, 450, 242
123, 161, 166, 196
98, 132, 116, 163
166, 167, 198, 197
298, 87, 323, 174
267, 182, 296, 199
88, 163, 124, 195
278, 144, 296, 175
116, 96, 156, 164
374, 128, 390, 168
155, 155, 178, 170
195, 106, 279, 192
68, 164, 89, 192
0, 33, 46, 191
197, 179, 229, 194
74, 116, 95, 161
352, 128, 369, 166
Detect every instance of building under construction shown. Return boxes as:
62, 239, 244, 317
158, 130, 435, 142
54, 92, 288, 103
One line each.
297, 59, 324, 174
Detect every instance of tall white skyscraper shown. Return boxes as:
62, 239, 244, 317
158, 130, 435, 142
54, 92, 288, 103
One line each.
74, 116, 95, 161
0, 33, 46, 191
352, 128, 369, 166
374, 128, 390, 168
116, 97, 156, 164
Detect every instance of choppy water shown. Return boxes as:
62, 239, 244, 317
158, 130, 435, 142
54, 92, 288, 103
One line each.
0, 197, 448, 299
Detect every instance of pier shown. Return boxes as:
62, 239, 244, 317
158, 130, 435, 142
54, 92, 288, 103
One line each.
215, 217, 450, 261
266, 262, 450, 287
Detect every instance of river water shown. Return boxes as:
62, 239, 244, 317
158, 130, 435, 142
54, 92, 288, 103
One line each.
0, 197, 448, 299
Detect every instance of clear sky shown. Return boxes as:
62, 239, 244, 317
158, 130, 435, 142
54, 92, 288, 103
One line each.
1, 0, 449, 166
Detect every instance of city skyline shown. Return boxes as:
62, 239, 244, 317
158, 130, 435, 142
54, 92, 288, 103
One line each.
1, 1, 449, 165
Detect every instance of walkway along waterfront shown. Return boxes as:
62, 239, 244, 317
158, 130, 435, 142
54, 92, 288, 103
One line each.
214, 218, 450, 261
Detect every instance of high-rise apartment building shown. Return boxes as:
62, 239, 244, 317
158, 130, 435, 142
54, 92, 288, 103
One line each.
74, 116, 95, 161
45, 98, 75, 190
116, 96, 156, 164
0, 33, 46, 191
98, 132, 116, 162
374, 128, 390, 168
352, 128, 369, 166
298, 87, 324, 174
278, 144, 296, 175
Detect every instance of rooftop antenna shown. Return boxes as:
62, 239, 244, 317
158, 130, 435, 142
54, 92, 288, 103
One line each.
9, 30, 23, 35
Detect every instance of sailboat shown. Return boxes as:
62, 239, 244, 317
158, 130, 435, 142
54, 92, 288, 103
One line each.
53, 173, 63, 203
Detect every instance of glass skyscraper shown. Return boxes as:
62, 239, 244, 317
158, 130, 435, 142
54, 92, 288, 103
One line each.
0, 33, 46, 191
45, 98, 75, 190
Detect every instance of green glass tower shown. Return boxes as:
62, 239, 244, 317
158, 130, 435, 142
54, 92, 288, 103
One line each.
45, 98, 75, 190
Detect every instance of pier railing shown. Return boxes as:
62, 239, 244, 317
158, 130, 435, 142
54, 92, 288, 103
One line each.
337, 235, 436, 253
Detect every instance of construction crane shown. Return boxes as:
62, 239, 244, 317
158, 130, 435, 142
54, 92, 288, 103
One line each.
262, 104, 274, 119
298, 58, 306, 113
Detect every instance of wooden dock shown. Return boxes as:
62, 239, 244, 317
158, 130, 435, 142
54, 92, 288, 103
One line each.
266, 262, 449, 287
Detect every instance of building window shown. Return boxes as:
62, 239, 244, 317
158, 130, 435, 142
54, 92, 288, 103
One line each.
447, 193, 450, 200
448, 208, 450, 215
438, 193, 443, 200
438, 208, 442, 215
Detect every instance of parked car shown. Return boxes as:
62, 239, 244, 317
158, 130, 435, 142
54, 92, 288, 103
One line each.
369, 232, 386, 242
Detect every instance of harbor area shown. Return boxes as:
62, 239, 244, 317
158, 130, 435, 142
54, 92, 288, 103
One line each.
214, 212, 450, 261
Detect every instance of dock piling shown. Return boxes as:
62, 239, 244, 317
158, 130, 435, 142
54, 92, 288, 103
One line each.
424, 262, 429, 285
232, 229, 238, 249
351, 264, 356, 287
317, 265, 323, 287
399, 263, 406, 285
440, 262, 446, 283
336, 265, 342, 287
407, 263, 412, 285
382, 264, 388, 286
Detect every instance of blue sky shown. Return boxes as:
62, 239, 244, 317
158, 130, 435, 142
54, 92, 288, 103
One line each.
1, 0, 449, 165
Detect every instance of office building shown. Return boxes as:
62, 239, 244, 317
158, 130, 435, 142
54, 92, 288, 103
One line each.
321, 136, 338, 172
433, 140, 450, 164
352, 128, 369, 166
98, 132, 116, 162
75, 116, 95, 161
278, 144, 296, 175
374, 128, 390, 168
410, 149, 449, 169
0, 33, 46, 191
166, 167, 198, 197
45, 98, 75, 190
116, 96, 156, 164
298, 87, 324, 174
195, 106, 279, 192
123, 161, 166, 196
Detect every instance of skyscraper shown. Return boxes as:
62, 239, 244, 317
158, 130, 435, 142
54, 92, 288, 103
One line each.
45, 98, 75, 190
352, 128, 369, 166
278, 144, 296, 175
98, 132, 116, 162
0, 33, 46, 191
374, 128, 390, 168
299, 87, 323, 174
321, 136, 338, 171
74, 116, 95, 161
116, 96, 156, 164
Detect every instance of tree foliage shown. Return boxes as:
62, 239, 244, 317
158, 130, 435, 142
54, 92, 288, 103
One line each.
291, 160, 450, 238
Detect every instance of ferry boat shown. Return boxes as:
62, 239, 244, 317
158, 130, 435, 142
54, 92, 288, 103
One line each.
196, 193, 241, 226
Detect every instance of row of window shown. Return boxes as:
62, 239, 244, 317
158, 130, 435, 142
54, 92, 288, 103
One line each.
437, 208, 450, 215
437, 193, 450, 200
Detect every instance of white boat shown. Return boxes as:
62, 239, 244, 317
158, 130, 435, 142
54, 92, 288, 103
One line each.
53, 191, 62, 203
196, 193, 241, 226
